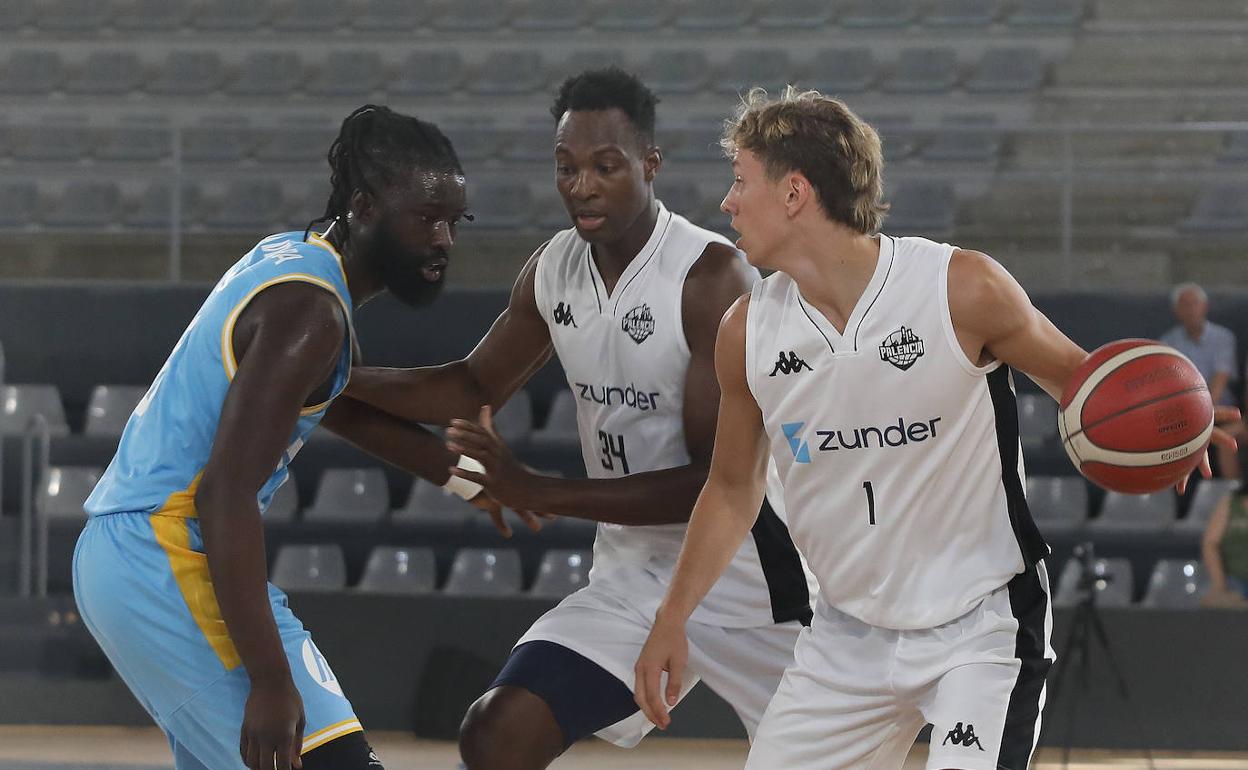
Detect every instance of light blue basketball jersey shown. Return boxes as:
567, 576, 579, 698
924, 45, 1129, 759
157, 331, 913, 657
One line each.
85, 231, 353, 520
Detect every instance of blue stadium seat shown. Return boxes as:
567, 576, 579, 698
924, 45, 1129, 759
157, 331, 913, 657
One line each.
1008, 0, 1085, 26
148, 51, 224, 96
674, 0, 753, 30
37, 466, 103, 520
756, 0, 835, 28
35, 0, 110, 30
592, 0, 671, 30
113, 0, 188, 30
444, 548, 522, 596
307, 51, 384, 98
469, 51, 546, 95
0, 50, 66, 95
642, 51, 712, 95
715, 49, 797, 97
352, 0, 428, 30
0, 182, 41, 229
1180, 184, 1248, 234
885, 48, 960, 94
358, 547, 437, 594
390, 50, 466, 97
2, 384, 70, 436
842, 0, 916, 27
273, 0, 349, 31
191, 0, 272, 30
808, 48, 876, 94
885, 182, 957, 237
46, 182, 123, 229
514, 0, 586, 30
66, 51, 145, 96
271, 545, 347, 592
433, 0, 511, 30
204, 180, 287, 230
303, 468, 390, 524
926, 0, 1000, 27
966, 48, 1047, 94
227, 51, 305, 97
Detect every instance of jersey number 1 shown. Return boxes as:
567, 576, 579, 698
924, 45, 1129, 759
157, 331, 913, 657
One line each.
863, 481, 876, 526
599, 431, 630, 475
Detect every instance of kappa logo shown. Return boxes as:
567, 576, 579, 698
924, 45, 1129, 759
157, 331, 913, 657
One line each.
782, 422, 811, 464
622, 303, 655, 344
553, 301, 577, 327
942, 722, 985, 751
879, 326, 925, 371
770, 350, 812, 377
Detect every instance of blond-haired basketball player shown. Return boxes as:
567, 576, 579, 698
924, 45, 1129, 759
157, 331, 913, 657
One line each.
633, 88, 1241, 770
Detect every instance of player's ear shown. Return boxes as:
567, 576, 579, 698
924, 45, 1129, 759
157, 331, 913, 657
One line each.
643, 145, 662, 182
784, 172, 810, 217
349, 189, 378, 226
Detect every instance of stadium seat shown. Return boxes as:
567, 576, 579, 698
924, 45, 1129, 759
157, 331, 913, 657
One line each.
715, 49, 796, 97
668, 120, 727, 163
358, 546, 437, 594
494, 391, 535, 446
272, 0, 349, 31
592, 0, 671, 30
204, 180, 286, 230
556, 49, 629, 83
0, 0, 32, 30
83, 384, 145, 437
756, 0, 835, 29
95, 119, 171, 162
1016, 393, 1058, 448
530, 550, 592, 598
657, 182, 707, 224
808, 48, 877, 94
1141, 559, 1208, 609
254, 122, 335, 164
871, 115, 919, 163
46, 182, 123, 229
842, 0, 916, 27
469, 51, 546, 95
37, 466, 102, 519
0, 182, 41, 229
10, 122, 92, 163
469, 182, 534, 230
2, 384, 70, 436
926, 0, 1000, 26
921, 116, 1003, 163
66, 51, 144, 96
113, 0, 188, 30
443, 548, 522, 596
435, 120, 498, 162
0, 50, 66, 95
966, 48, 1047, 94
1173, 478, 1238, 532
1219, 131, 1248, 164
148, 51, 224, 96
271, 545, 347, 592
303, 468, 390, 523
1180, 184, 1248, 234
352, 0, 428, 30
642, 51, 711, 95
227, 51, 305, 97
126, 181, 202, 230
1091, 491, 1176, 533
500, 122, 553, 165
1008, 0, 1085, 26
674, 0, 753, 30
307, 51, 384, 98
514, 0, 586, 30
884, 182, 957, 237
432, 0, 511, 30
1054, 556, 1134, 607
191, 0, 271, 30
390, 50, 466, 97
396, 478, 480, 525
35, 0, 110, 31
1026, 476, 1088, 534
532, 390, 578, 446
885, 48, 960, 94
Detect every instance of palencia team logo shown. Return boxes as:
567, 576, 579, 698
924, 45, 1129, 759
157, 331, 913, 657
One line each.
621, 303, 655, 344
879, 326, 924, 371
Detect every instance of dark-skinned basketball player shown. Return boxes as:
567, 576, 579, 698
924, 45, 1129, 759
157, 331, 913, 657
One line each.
345, 69, 816, 770
75, 106, 513, 770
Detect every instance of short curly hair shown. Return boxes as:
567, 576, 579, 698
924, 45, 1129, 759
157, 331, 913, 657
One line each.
551, 66, 659, 146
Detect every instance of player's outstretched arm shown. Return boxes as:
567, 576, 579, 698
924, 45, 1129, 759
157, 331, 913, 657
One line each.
195, 282, 348, 770
633, 294, 769, 730
345, 244, 553, 425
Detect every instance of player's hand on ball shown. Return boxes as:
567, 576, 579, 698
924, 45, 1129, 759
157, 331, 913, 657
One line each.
1177, 405, 1241, 494
240, 675, 305, 770
633, 612, 689, 731
447, 406, 545, 534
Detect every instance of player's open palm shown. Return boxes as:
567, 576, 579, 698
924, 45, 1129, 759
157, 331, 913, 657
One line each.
633, 615, 688, 731
241, 676, 306, 770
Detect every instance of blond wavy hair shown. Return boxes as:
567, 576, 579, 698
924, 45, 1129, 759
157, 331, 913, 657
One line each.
722, 87, 888, 234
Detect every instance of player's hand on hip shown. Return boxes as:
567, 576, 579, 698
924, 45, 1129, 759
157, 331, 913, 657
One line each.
447, 406, 545, 533
241, 675, 306, 770
1177, 405, 1241, 493
633, 614, 688, 731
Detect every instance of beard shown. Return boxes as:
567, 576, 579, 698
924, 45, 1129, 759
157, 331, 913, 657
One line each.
364, 215, 447, 309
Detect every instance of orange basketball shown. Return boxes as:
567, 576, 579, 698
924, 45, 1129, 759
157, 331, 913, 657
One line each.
1058, 339, 1214, 494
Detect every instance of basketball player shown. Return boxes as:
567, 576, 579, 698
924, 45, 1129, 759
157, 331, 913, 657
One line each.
344, 69, 815, 769
74, 106, 495, 770
633, 88, 1242, 770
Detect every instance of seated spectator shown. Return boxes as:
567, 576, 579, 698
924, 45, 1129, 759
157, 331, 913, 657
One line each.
1201, 491, 1248, 608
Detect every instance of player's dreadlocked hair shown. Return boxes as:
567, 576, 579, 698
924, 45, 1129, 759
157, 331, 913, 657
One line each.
305, 104, 464, 238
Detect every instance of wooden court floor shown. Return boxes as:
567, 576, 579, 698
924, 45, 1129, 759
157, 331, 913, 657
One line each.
1, 727, 1247, 769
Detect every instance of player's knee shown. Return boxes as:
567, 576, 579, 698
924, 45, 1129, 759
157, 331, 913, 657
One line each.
459, 686, 561, 770
300, 731, 383, 770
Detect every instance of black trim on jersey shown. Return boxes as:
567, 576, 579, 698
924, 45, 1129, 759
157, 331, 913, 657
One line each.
986, 366, 1049, 566
996, 563, 1053, 770
584, 247, 604, 314
611, 210, 673, 315
851, 236, 895, 351
796, 295, 837, 355
750, 497, 813, 626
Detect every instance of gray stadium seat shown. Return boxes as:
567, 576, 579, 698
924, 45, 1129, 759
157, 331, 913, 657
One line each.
674, 0, 753, 30
658, 182, 707, 224
926, 0, 1000, 27
357, 547, 436, 594
307, 51, 384, 98
264, 477, 300, 523
273, 0, 349, 31
756, 0, 835, 28
271, 545, 347, 592
0, 50, 66, 95
885, 182, 957, 237
84, 384, 146, 437
438, 120, 499, 163
556, 49, 629, 82
390, 50, 466, 97
227, 51, 305, 97
10, 122, 91, 163
669, 119, 726, 162
0, 182, 40, 229
35, 0, 111, 31
443, 548, 522, 596
842, 0, 916, 27
352, 0, 428, 30
396, 478, 480, 525
191, 0, 272, 30
715, 49, 796, 97
886, 48, 960, 94
95, 119, 171, 162
1173, 478, 1238, 532
592, 0, 671, 30
1054, 557, 1133, 608
1016, 393, 1058, 448
1091, 491, 1176, 533
66, 51, 145, 96
871, 115, 919, 163
46, 182, 123, 229
494, 391, 535, 445
2, 385, 70, 436
499, 122, 553, 164
808, 48, 876, 94
642, 51, 711, 95
470, 51, 546, 95
1219, 132, 1248, 164
1142, 559, 1208, 609
113, 0, 188, 30
514, 0, 586, 30
1026, 476, 1088, 534
0, 0, 32, 30
1008, 0, 1084, 26
37, 466, 102, 519
205, 180, 286, 230
254, 122, 335, 164
183, 117, 256, 163
534, 189, 571, 231
532, 390, 578, 446
1180, 185, 1248, 234
148, 51, 224, 96
470, 182, 534, 229
303, 468, 390, 523
966, 48, 1047, 94
530, 550, 592, 598
433, 0, 511, 30
126, 182, 202, 229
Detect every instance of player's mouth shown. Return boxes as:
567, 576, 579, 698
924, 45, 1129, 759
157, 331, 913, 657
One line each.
574, 211, 608, 231
421, 256, 448, 281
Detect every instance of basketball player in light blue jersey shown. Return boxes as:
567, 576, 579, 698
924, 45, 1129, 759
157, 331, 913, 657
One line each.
74, 106, 506, 770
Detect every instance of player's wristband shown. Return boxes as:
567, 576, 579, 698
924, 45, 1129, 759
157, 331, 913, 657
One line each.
443, 454, 485, 500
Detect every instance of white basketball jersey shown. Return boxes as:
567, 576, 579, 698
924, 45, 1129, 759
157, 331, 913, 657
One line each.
535, 202, 816, 627
745, 234, 1048, 631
